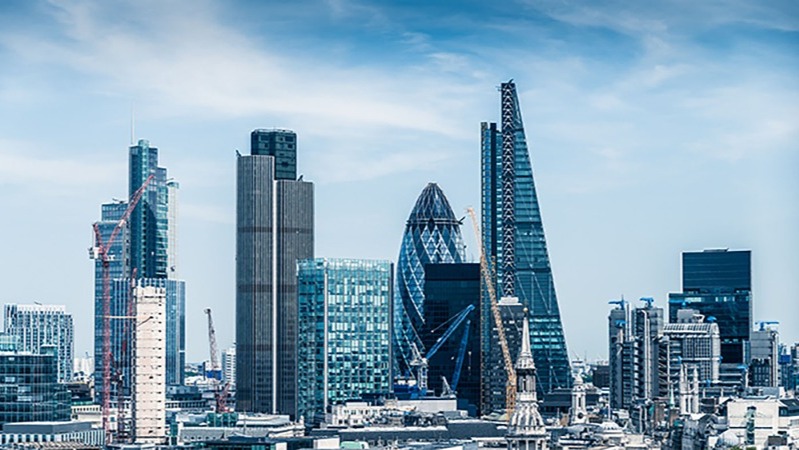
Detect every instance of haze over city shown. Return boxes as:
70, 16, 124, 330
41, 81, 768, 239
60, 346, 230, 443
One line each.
0, 0, 796, 365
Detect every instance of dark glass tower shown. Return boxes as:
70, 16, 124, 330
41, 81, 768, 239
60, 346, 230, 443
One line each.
393, 183, 466, 377
481, 81, 571, 405
422, 263, 481, 415
669, 249, 752, 365
236, 130, 314, 417
251, 129, 297, 180
129, 139, 168, 279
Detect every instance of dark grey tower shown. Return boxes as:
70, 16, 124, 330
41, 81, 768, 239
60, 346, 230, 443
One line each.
236, 130, 313, 417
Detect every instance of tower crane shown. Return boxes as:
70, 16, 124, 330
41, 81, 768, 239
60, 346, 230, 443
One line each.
89, 174, 153, 443
204, 308, 221, 380
409, 304, 474, 396
466, 207, 516, 415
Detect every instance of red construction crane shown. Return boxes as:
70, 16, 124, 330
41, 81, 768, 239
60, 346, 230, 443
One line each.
90, 174, 153, 443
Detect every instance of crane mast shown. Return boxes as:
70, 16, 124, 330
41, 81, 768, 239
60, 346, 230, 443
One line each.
205, 308, 221, 377
466, 207, 516, 415
89, 174, 154, 443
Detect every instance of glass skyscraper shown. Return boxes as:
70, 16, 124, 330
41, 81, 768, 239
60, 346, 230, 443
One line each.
297, 258, 393, 424
481, 81, 571, 403
93, 139, 186, 406
236, 129, 314, 417
393, 183, 466, 377
668, 249, 752, 365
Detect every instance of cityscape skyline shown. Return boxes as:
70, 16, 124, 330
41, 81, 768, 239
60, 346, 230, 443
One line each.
0, 0, 796, 365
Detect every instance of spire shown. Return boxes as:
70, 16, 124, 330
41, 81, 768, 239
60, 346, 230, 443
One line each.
516, 308, 535, 371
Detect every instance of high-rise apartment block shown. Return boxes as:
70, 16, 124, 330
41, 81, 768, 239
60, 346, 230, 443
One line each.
236, 129, 313, 417
422, 263, 481, 415
296, 258, 392, 424
393, 183, 465, 378
131, 285, 166, 444
4, 304, 74, 382
481, 81, 570, 401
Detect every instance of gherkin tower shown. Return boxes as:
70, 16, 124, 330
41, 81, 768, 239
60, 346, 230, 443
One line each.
393, 183, 466, 376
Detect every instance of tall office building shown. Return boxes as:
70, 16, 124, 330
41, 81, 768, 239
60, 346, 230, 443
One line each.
393, 183, 466, 378
129, 139, 168, 279
481, 81, 570, 397
422, 263, 481, 415
668, 249, 752, 366
296, 258, 392, 424
608, 299, 663, 410
131, 285, 166, 444
93, 140, 186, 406
4, 304, 74, 382
236, 129, 313, 417
250, 129, 297, 180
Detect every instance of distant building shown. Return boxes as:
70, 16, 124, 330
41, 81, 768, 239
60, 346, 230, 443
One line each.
660, 310, 721, 401
0, 334, 70, 425
750, 325, 779, 388
236, 130, 313, 417
128, 139, 168, 279
0, 421, 103, 447
484, 296, 524, 414
3, 304, 74, 382
296, 258, 392, 424
422, 263, 481, 415
132, 284, 166, 444
222, 344, 236, 390
166, 179, 180, 278
608, 299, 663, 411
592, 363, 610, 389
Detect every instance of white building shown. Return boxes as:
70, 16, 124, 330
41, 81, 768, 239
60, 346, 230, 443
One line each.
3, 303, 74, 382
721, 397, 799, 447
132, 285, 166, 444
222, 343, 236, 389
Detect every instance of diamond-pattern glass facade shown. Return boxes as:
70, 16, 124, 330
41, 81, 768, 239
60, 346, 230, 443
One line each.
481, 81, 570, 406
393, 183, 466, 376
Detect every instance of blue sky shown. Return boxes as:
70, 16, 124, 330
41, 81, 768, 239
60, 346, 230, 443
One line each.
0, 0, 797, 363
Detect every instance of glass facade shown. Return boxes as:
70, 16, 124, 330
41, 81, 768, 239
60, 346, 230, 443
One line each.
128, 139, 168, 279
0, 337, 70, 425
393, 183, 466, 377
670, 249, 753, 365
297, 258, 392, 424
422, 263, 481, 415
251, 129, 297, 180
3, 304, 74, 383
480, 81, 571, 404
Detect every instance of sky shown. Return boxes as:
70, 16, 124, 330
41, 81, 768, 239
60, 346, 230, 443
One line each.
0, 0, 797, 364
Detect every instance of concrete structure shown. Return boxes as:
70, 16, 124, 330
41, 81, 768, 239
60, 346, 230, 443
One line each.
569, 375, 588, 425
132, 285, 166, 444
236, 130, 314, 417
0, 421, 104, 447
660, 311, 721, 398
724, 397, 799, 447
3, 304, 74, 382
296, 258, 393, 424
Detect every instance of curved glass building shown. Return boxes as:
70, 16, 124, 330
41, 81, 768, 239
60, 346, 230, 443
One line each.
393, 183, 466, 376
